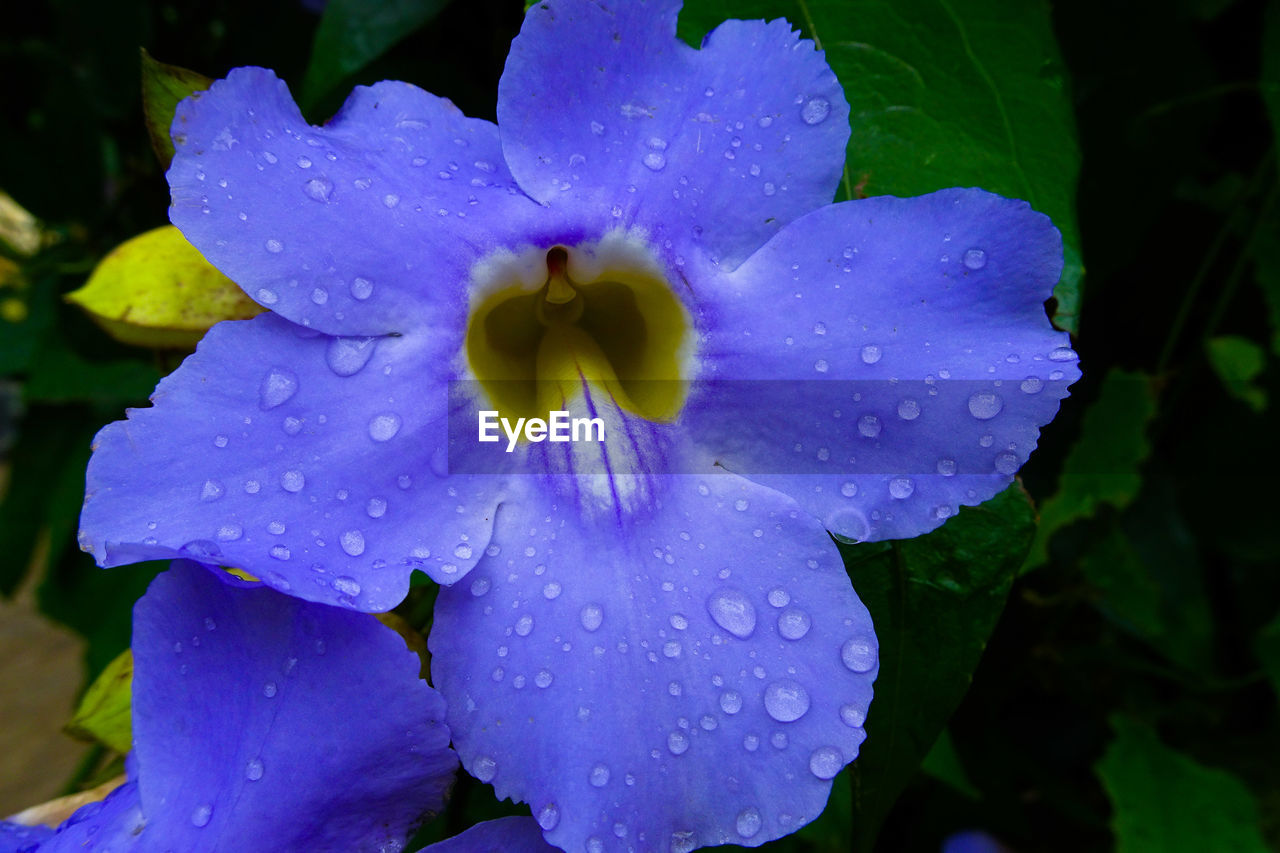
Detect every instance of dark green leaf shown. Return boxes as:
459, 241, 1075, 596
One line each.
1026, 369, 1157, 570
841, 484, 1035, 851
140, 50, 213, 170
920, 728, 980, 799
1205, 335, 1267, 412
1096, 716, 1269, 853
301, 0, 455, 111
678, 0, 1082, 333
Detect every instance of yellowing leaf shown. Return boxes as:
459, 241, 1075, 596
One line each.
141, 50, 213, 169
64, 648, 133, 754
67, 225, 264, 349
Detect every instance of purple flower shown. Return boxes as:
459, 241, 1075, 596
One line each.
0, 561, 460, 851
79, 0, 1078, 849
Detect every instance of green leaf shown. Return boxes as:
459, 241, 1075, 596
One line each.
841, 483, 1035, 851
1025, 369, 1157, 570
65, 648, 133, 754
1096, 716, 1270, 853
301, 0, 455, 111
678, 0, 1082, 333
140, 50, 213, 170
1205, 334, 1267, 412
65, 225, 264, 350
920, 728, 980, 799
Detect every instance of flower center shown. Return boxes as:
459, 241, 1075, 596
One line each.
465, 235, 691, 430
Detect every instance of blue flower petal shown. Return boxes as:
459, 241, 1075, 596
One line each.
499, 0, 849, 267
686, 188, 1079, 540
0, 819, 55, 852
430, 474, 875, 852
81, 314, 505, 608
169, 67, 540, 337
418, 817, 559, 852
131, 561, 456, 849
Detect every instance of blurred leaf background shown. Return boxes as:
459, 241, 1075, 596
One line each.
2, 0, 1278, 850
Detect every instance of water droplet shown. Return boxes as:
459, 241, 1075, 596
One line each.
580, 603, 603, 631
708, 588, 757, 638
259, 368, 299, 410
937, 457, 957, 476
671, 831, 697, 853
963, 248, 987, 270
771, 732, 788, 749
840, 703, 865, 727
265, 238, 284, 254
889, 478, 914, 499
897, 399, 921, 420
280, 469, 305, 493
767, 587, 791, 607
1048, 346, 1078, 362
667, 730, 690, 755
515, 614, 534, 636
642, 152, 666, 171
801, 97, 831, 125
269, 544, 291, 560
720, 690, 743, 714
535, 669, 553, 688
777, 608, 812, 640
216, 524, 243, 541
213, 434, 228, 448
542, 581, 562, 600
537, 803, 559, 830
736, 807, 762, 838
191, 804, 212, 828
473, 755, 497, 782
995, 451, 1020, 475
589, 763, 610, 787
339, 530, 365, 557
303, 178, 332, 202
841, 635, 878, 672
763, 182, 777, 196
764, 679, 811, 722
967, 391, 1003, 420
669, 612, 688, 629
331, 576, 361, 597
1020, 376, 1044, 394
350, 277, 374, 300
201, 479, 225, 501
368, 413, 402, 442
809, 746, 844, 779
814, 358, 829, 373
245, 758, 264, 781
857, 415, 882, 438
860, 344, 882, 364
590, 121, 605, 135
325, 336, 377, 377
734, 498, 749, 511
382, 193, 399, 208
663, 640, 682, 658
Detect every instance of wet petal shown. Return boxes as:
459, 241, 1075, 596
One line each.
418, 817, 559, 853
686, 188, 1079, 540
19, 781, 146, 852
81, 314, 506, 611
430, 474, 875, 852
132, 561, 456, 849
0, 819, 55, 852
169, 67, 538, 336
499, 0, 849, 267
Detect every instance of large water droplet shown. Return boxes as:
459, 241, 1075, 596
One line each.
809, 746, 844, 779
201, 479, 225, 501
814, 359, 829, 373
708, 588, 757, 638
897, 399, 921, 420
937, 457, 957, 476
667, 730, 690, 755
841, 635, 878, 672
736, 807, 762, 839
264, 239, 284, 254
280, 469, 305, 493
671, 831, 697, 853
339, 530, 365, 557
303, 177, 332, 202
801, 97, 831, 125
860, 344, 882, 364
994, 451, 1020, 475
1048, 346, 1078, 362
245, 758, 264, 781
857, 415, 882, 438
764, 679, 811, 722
350, 277, 374, 300
515, 614, 534, 636
580, 603, 603, 632
777, 608, 811, 640
1020, 376, 1044, 394
889, 477, 914, 499
962, 248, 987, 270
191, 804, 213, 828
368, 413, 402, 442
767, 588, 791, 607
332, 575, 361, 596
720, 690, 743, 714
259, 368, 299, 410
840, 703, 866, 728
325, 337, 377, 376
473, 755, 497, 782
589, 763, 610, 787
642, 152, 667, 171
537, 803, 559, 830
967, 390, 1003, 420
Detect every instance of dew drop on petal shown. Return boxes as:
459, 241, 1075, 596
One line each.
857, 415, 882, 438
280, 469, 305, 493
809, 746, 844, 779
303, 178, 332, 202
937, 457, 957, 476
995, 451, 1020, 475
763, 679, 811, 722
332, 575, 361, 596
801, 97, 831, 125
339, 530, 365, 557
708, 588, 757, 638
642, 152, 666, 171
736, 807, 762, 839
777, 608, 811, 640
191, 804, 213, 827
200, 479, 225, 501
589, 764, 610, 787
325, 336, 377, 377
1048, 346, 1078, 362
350, 277, 374, 300
841, 635, 878, 673
245, 758, 264, 781
667, 730, 690, 755
537, 803, 559, 830
264, 239, 284, 254
720, 690, 743, 714
473, 755, 497, 782
1020, 376, 1044, 394
840, 703, 866, 728
897, 399, 921, 420
889, 477, 914, 499
962, 248, 987, 270
580, 603, 603, 631
515, 614, 534, 636
368, 413, 402, 442
967, 390, 1003, 420
860, 344, 882, 364
259, 368, 298, 410
366, 497, 387, 518
814, 358, 829, 373
768, 587, 791, 607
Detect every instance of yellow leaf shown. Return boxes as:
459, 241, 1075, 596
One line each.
67, 225, 264, 349
64, 649, 133, 754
